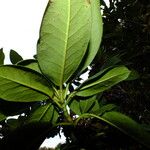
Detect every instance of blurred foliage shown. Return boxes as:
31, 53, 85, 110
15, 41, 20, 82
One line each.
90, 0, 150, 123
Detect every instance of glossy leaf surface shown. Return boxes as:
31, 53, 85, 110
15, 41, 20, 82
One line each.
76, 66, 130, 96
0, 65, 53, 102
37, 0, 91, 86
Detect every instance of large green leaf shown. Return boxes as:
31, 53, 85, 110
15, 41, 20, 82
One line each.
0, 48, 5, 65
10, 50, 23, 64
76, 66, 130, 96
0, 65, 53, 102
27, 103, 58, 124
81, 0, 103, 71
101, 112, 150, 148
37, 0, 91, 86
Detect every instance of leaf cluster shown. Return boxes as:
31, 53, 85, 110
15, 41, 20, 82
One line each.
0, 1, 149, 150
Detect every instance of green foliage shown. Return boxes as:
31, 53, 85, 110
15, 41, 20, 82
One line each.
0, 0, 149, 150
80, 0, 103, 71
76, 66, 130, 96
37, 0, 91, 86
0, 65, 53, 102
0, 48, 5, 65
17, 59, 41, 73
10, 50, 23, 64
0, 112, 6, 122
69, 96, 100, 115
101, 112, 150, 148
26, 103, 58, 125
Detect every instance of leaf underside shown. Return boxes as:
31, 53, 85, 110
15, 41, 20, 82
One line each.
81, 0, 103, 71
37, 0, 91, 86
76, 66, 130, 96
0, 65, 53, 102
27, 103, 58, 125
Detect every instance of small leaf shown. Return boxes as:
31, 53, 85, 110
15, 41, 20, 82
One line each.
101, 112, 150, 148
17, 59, 41, 73
37, 0, 91, 86
27, 103, 55, 123
0, 112, 6, 122
79, 96, 98, 114
10, 50, 23, 64
126, 69, 140, 80
6, 118, 21, 129
104, 55, 122, 67
0, 48, 5, 65
69, 100, 81, 115
69, 96, 99, 115
81, 0, 103, 71
51, 108, 59, 125
76, 66, 130, 96
0, 65, 53, 102
98, 104, 118, 115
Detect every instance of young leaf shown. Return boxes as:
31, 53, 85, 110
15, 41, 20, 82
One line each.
76, 66, 130, 96
101, 111, 150, 148
81, 0, 103, 71
0, 48, 5, 65
37, 0, 91, 86
10, 50, 23, 64
0, 65, 53, 102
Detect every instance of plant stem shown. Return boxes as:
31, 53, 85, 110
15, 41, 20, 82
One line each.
63, 104, 73, 123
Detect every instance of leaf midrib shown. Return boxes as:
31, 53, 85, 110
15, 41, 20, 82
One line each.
81, 70, 129, 90
60, 0, 71, 86
39, 104, 52, 121
0, 74, 50, 97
